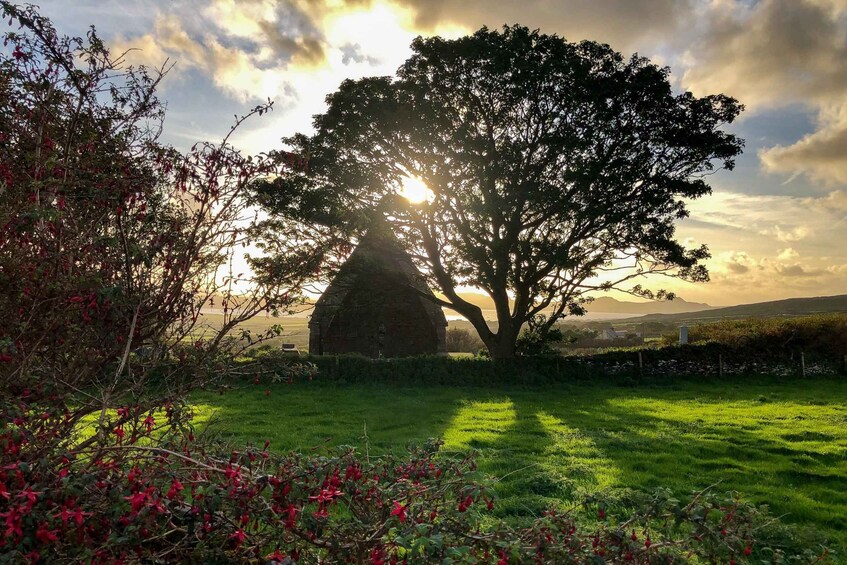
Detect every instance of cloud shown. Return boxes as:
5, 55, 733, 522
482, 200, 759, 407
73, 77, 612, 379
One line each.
818, 189, 847, 212
761, 225, 810, 243
256, 20, 326, 65
389, 0, 694, 50
775, 263, 823, 277
204, 0, 328, 66
673, 188, 847, 303
682, 0, 847, 109
760, 106, 847, 184
112, 14, 204, 69
777, 247, 799, 260
686, 191, 815, 239
723, 251, 755, 274
340, 43, 380, 66
680, 0, 847, 185
110, 0, 335, 103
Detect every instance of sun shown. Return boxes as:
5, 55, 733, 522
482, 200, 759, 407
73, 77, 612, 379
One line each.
398, 175, 433, 204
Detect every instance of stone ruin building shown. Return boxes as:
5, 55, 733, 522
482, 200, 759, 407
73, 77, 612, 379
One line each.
308, 222, 447, 358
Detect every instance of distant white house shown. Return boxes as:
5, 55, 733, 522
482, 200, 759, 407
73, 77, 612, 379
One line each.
599, 328, 629, 340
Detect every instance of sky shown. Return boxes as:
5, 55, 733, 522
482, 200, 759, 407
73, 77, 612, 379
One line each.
32, 0, 847, 306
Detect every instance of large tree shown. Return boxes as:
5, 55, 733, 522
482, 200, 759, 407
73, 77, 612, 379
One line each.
263, 26, 744, 359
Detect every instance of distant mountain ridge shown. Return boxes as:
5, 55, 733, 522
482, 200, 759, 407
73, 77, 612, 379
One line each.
618, 294, 847, 324
267, 292, 847, 323
585, 296, 713, 314
439, 292, 714, 316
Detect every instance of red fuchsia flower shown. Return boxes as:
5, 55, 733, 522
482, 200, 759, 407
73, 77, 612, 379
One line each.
127, 466, 141, 483
744, 546, 752, 556
166, 479, 184, 500
224, 465, 241, 482
16, 487, 42, 509
283, 504, 297, 528
390, 501, 407, 524
309, 488, 343, 505
369, 548, 387, 565
124, 488, 154, 512
55, 504, 87, 526
345, 464, 362, 482
645, 537, 652, 549
229, 528, 247, 547
1, 505, 24, 539
266, 549, 287, 563
35, 524, 58, 544
143, 414, 155, 432
113, 426, 125, 440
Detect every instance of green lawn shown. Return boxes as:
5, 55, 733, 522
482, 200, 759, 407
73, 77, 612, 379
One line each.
191, 378, 847, 551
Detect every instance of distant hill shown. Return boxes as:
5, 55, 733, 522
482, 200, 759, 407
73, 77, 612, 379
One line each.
585, 296, 713, 314
618, 294, 847, 325
442, 291, 713, 316
280, 292, 847, 325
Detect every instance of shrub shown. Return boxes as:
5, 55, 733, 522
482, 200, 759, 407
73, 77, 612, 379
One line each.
0, 0, 330, 442
446, 327, 485, 353
659, 314, 847, 360
515, 315, 566, 356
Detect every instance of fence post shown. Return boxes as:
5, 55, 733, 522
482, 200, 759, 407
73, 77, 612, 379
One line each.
638, 351, 643, 377
678, 326, 688, 345
801, 352, 806, 378
718, 354, 723, 378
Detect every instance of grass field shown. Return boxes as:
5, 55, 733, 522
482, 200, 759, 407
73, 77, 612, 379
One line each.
190, 313, 313, 350
191, 378, 847, 551
189, 314, 492, 352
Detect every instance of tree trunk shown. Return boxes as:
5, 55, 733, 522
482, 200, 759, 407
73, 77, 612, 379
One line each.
485, 324, 518, 360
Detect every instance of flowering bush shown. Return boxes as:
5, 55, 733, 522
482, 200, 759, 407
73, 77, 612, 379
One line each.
0, 0, 337, 442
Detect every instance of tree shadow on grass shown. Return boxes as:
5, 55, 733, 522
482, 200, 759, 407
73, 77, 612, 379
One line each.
529, 390, 847, 551
192, 381, 847, 549
190, 383, 491, 457
442, 392, 621, 522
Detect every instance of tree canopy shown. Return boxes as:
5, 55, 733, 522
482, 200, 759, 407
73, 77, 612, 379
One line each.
259, 25, 744, 358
